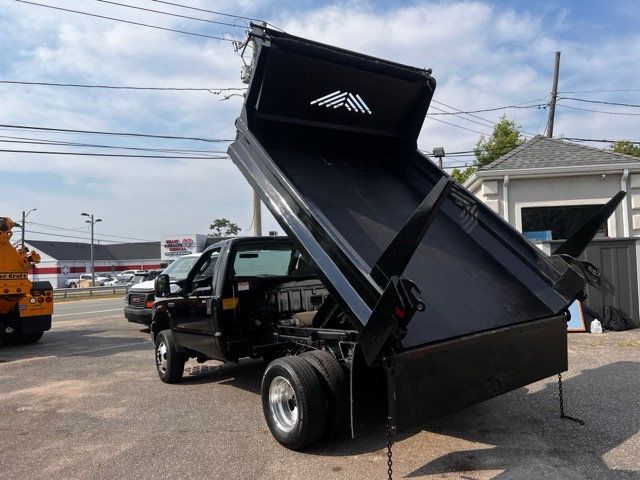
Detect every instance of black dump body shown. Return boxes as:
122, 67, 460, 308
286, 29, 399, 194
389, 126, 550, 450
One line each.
229, 26, 592, 431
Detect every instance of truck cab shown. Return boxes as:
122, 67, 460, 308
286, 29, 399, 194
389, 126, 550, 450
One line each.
151, 237, 328, 364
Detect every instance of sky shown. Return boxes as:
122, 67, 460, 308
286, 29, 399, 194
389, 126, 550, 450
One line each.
1, 0, 639, 244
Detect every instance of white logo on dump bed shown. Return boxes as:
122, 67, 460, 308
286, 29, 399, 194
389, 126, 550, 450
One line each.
310, 91, 372, 114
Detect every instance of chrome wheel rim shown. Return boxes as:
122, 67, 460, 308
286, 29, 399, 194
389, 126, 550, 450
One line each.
156, 341, 168, 373
268, 376, 298, 433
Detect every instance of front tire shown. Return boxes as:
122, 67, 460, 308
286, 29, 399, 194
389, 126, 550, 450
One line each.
261, 356, 327, 450
155, 330, 187, 384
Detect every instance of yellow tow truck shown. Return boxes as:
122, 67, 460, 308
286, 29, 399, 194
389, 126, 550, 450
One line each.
0, 217, 53, 344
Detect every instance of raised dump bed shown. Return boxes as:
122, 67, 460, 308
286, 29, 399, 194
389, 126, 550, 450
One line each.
228, 26, 621, 435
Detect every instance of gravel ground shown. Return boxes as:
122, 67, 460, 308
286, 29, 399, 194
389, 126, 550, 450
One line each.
0, 298, 638, 479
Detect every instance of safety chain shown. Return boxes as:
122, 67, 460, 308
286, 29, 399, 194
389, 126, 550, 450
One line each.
386, 416, 394, 480
557, 373, 585, 425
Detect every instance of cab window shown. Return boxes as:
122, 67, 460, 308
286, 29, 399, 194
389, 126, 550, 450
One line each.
232, 244, 294, 277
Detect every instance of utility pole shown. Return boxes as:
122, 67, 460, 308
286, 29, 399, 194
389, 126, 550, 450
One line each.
547, 51, 561, 138
21, 208, 37, 248
252, 190, 262, 236
81, 212, 102, 286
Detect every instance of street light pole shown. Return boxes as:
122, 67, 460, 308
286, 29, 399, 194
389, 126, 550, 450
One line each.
432, 147, 445, 170
21, 208, 37, 248
81, 212, 102, 287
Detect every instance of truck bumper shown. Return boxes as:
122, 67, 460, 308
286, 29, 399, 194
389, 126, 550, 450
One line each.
124, 306, 152, 325
351, 315, 567, 435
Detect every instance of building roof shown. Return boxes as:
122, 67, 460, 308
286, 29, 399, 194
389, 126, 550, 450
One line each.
480, 135, 640, 172
25, 240, 160, 261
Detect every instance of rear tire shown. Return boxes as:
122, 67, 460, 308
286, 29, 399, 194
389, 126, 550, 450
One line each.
302, 349, 349, 439
261, 356, 327, 450
155, 330, 187, 384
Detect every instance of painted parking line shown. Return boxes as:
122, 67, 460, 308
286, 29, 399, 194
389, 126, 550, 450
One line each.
53, 308, 123, 318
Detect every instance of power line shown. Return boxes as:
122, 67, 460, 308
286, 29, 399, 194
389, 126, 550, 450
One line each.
429, 99, 540, 138
429, 105, 496, 130
558, 96, 640, 108
427, 102, 547, 116
94, 0, 247, 28
150, 0, 262, 24
557, 103, 640, 116
15, 0, 235, 42
425, 116, 491, 136
432, 100, 498, 128
0, 123, 233, 143
26, 229, 120, 243
0, 148, 228, 159
0, 136, 227, 155
563, 137, 640, 145
559, 88, 640, 94
0, 80, 246, 93
30, 221, 155, 242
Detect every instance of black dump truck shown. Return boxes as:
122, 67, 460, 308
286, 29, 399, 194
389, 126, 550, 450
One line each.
150, 25, 624, 453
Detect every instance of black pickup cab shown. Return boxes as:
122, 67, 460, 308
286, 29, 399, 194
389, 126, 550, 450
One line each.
151, 237, 328, 364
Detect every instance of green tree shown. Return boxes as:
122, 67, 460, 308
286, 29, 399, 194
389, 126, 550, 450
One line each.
610, 140, 640, 157
209, 218, 241, 236
451, 166, 477, 184
451, 116, 524, 184
473, 116, 524, 166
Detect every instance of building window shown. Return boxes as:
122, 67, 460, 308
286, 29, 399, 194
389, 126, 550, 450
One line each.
521, 204, 607, 241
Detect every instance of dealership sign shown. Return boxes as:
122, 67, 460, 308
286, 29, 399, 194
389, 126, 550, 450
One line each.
160, 234, 207, 260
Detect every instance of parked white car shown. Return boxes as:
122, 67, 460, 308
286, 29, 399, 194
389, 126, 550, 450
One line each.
116, 270, 145, 281
65, 274, 110, 288
103, 276, 127, 287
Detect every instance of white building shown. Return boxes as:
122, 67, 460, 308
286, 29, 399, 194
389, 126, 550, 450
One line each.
465, 135, 640, 240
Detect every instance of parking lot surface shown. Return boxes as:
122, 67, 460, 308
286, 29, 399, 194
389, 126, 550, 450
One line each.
0, 298, 638, 479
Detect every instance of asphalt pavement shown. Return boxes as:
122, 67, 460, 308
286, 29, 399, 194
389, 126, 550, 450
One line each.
0, 298, 638, 479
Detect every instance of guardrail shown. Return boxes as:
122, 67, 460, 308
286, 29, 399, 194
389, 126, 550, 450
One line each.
53, 285, 128, 300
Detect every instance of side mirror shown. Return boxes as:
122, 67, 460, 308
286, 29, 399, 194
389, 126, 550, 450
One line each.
155, 274, 171, 297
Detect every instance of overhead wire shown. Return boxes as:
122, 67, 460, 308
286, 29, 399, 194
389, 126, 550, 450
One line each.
428, 105, 496, 130
0, 135, 227, 155
93, 0, 248, 28
558, 96, 640, 108
426, 102, 547, 116
557, 103, 640, 116
15, 0, 236, 41
559, 88, 640, 94
425, 116, 491, 136
0, 123, 233, 143
0, 80, 247, 93
151, 0, 261, 22
26, 229, 121, 243
0, 148, 228, 159
563, 137, 640, 145
30, 221, 155, 242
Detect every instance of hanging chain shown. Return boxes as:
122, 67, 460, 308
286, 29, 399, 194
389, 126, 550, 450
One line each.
557, 373, 585, 425
386, 416, 394, 480
557, 373, 565, 417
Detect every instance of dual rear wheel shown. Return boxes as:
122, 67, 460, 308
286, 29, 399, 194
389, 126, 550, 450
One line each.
261, 350, 348, 450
